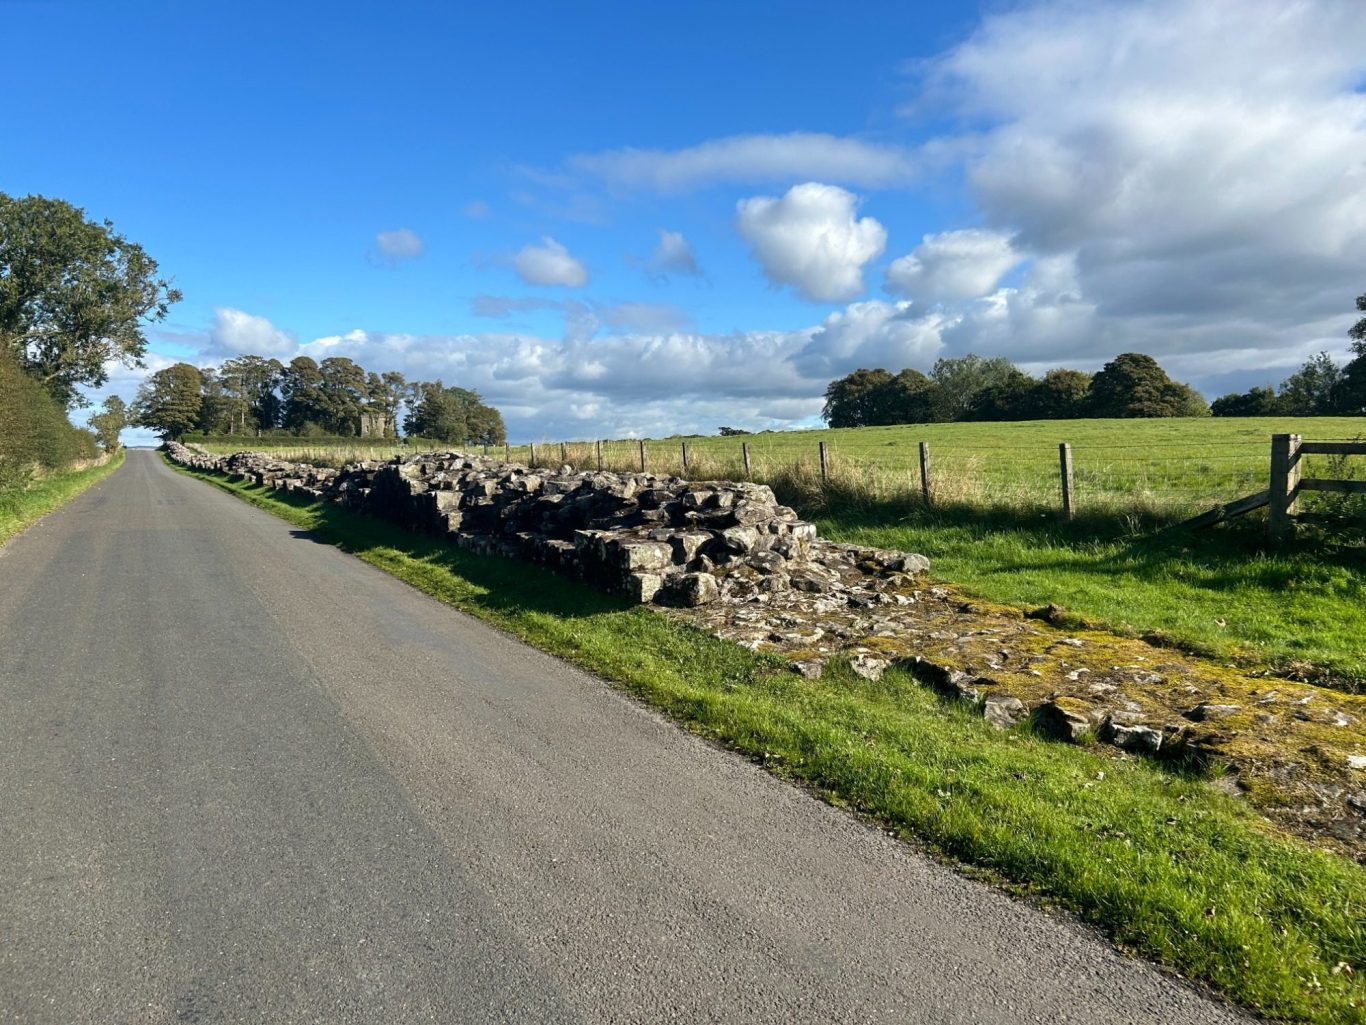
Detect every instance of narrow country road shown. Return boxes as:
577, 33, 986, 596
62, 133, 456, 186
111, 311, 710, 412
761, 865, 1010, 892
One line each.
0, 450, 1247, 1024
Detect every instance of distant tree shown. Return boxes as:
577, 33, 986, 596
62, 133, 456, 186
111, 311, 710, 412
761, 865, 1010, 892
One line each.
316, 357, 368, 435
0, 193, 181, 407
881, 368, 938, 424
821, 368, 896, 428
718, 426, 751, 436
365, 370, 406, 435
929, 354, 1022, 421
1024, 369, 1093, 420
1088, 353, 1207, 418
1211, 386, 1280, 417
404, 381, 506, 445
1277, 352, 1341, 415
281, 356, 325, 432
964, 366, 1036, 421
133, 363, 203, 440
88, 394, 128, 451
1329, 291, 1366, 415
195, 366, 235, 434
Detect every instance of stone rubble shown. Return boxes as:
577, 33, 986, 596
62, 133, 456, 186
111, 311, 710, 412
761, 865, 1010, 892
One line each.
166, 441, 1366, 856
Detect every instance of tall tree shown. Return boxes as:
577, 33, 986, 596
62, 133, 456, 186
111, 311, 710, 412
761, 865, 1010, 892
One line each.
88, 395, 128, 451
821, 368, 896, 428
1025, 369, 1093, 419
317, 357, 368, 434
1088, 353, 1208, 418
1277, 352, 1341, 415
404, 381, 506, 445
281, 356, 325, 432
0, 193, 181, 407
1330, 290, 1366, 415
133, 363, 203, 440
929, 354, 1023, 421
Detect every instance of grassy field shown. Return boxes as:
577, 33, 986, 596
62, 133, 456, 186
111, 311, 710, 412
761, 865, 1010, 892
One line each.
193, 417, 1366, 688
0, 450, 123, 547
173, 458, 1366, 1025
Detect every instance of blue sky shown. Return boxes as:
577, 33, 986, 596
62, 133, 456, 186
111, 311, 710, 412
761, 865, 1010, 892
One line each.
5, 0, 1365, 442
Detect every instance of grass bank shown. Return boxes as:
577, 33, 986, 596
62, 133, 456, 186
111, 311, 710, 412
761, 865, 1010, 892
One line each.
816, 502, 1366, 692
174, 458, 1366, 1025
0, 450, 123, 547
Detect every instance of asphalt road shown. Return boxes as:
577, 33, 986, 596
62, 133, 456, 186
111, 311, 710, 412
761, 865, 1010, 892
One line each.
0, 450, 1249, 1024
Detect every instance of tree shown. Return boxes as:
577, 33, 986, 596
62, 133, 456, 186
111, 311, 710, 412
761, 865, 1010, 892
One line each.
929, 354, 1023, 421
881, 368, 938, 424
718, 426, 751, 436
1025, 369, 1093, 419
317, 357, 368, 434
964, 366, 1036, 421
0, 193, 181, 407
1088, 353, 1207, 418
1211, 386, 1279, 417
404, 381, 506, 445
821, 368, 896, 428
88, 395, 128, 451
281, 356, 325, 432
133, 363, 203, 440
1277, 352, 1341, 415
1330, 291, 1366, 415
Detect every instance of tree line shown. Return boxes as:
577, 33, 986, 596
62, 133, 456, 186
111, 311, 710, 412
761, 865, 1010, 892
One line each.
1210, 297, 1366, 416
131, 355, 507, 446
822, 352, 1209, 428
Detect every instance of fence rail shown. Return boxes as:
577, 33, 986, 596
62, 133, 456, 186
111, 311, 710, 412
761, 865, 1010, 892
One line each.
1269, 434, 1366, 543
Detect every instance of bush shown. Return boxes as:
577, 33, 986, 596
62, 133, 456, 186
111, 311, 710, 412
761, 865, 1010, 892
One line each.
0, 352, 99, 489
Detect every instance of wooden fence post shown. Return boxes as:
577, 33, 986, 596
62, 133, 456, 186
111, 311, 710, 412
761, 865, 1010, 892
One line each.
638, 439, 646, 473
560, 442, 567, 465
504, 443, 510, 463
1059, 442, 1075, 520
818, 440, 829, 482
918, 441, 932, 506
742, 441, 751, 478
1268, 433, 1302, 544
482, 442, 489, 457
681, 442, 690, 475
595, 439, 603, 471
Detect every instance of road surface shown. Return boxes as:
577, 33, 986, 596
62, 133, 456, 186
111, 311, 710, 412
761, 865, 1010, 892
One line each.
0, 450, 1247, 1024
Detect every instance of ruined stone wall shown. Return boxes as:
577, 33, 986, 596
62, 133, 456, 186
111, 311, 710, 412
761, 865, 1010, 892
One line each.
164, 442, 924, 609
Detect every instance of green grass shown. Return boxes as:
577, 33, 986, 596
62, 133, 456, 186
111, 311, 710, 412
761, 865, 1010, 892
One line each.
820, 507, 1366, 691
0, 450, 124, 546
175, 457, 1366, 1025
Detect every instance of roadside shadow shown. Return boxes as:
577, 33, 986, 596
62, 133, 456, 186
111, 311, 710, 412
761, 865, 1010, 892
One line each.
259, 484, 631, 622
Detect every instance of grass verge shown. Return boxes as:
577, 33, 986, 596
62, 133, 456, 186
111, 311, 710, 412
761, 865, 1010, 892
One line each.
817, 501, 1366, 692
175, 459, 1366, 1024
0, 450, 124, 547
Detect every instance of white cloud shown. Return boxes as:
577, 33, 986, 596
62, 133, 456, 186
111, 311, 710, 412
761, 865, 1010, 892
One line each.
648, 229, 702, 278
513, 236, 589, 288
900, 0, 1366, 369
885, 229, 1020, 301
463, 200, 491, 219
206, 308, 297, 360
373, 228, 424, 262
793, 301, 947, 378
736, 183, 887, 303
570, 133, 918, 192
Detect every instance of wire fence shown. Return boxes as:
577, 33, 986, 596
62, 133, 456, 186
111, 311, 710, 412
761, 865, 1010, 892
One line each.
193, 427, 1366, 522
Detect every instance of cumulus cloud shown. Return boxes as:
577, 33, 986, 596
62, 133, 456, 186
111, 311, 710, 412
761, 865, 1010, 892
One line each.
736, 183, 887, 303
372, 228, 425, 263
513, 236, 589, 287
648, 229, 703, 278
903, 0, 1366, 368
569, 133, 918, 192
205, 307, 297, 360
885, 229, 1020, 301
